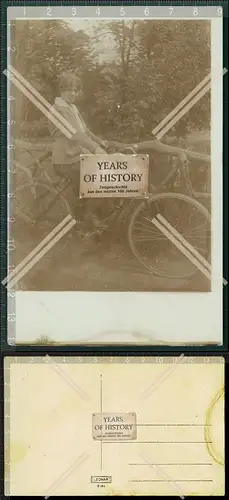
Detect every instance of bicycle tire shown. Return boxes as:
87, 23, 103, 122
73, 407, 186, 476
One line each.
15, 180, 71, 226
128, 192, 211, 280
12, 181, 74, 290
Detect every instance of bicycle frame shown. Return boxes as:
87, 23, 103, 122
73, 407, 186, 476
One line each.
15, 141, 211, 228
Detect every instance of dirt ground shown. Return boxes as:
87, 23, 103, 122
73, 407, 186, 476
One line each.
15, 226, 209, 292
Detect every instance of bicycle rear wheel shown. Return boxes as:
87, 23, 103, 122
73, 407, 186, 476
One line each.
128, 192, 211, 280
13, 180, 72, 258
15, 180, 71, 226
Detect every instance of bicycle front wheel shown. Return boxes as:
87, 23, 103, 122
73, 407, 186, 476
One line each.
128, 192, 211, 280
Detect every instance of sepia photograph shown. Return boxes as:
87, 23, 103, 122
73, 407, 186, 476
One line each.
9, 17, 212, 293
6, 8, 223, 345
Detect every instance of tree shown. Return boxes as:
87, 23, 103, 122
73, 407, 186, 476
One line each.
12, 20, 92, 137
12, 19, 211, 141
85, 19, 210, 141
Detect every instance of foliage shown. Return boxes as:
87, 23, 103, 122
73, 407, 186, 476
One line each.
12, 19, 211, 141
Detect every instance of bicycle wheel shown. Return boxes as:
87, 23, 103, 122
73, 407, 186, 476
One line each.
128, 192, 211, 280
14, 180, 71, 232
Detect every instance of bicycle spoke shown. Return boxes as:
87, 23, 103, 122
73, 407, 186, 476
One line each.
134, 219, 163, 237
133, 235, 168, 243
185, 221, 210, 235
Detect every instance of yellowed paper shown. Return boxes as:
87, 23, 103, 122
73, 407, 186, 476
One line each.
4, 356, 224, 496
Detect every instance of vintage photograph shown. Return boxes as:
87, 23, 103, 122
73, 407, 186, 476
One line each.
9, 18, 212, 293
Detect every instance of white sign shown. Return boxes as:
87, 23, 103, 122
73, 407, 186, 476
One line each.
80, 154, 149, 198
92, 412, 137, 440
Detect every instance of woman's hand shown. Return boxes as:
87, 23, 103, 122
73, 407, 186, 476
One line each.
122, 146, 137, 154
100, 139, 109, 149
95, 146, 107, 154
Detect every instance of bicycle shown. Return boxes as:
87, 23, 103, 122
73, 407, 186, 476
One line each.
13, 139, 211, 282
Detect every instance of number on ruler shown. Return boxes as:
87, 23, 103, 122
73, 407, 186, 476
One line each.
169, 7, 173, 15
96, 8, 100, 16
217, 7, 223, 16
120, 7, 125, 16
8, 313, 16, 322
144, 7, 149, 16
72, 7, 77, 16
7, 120, 16, 125
193, 7, 198, 16
7, 47, 16, 52
156, 357, 163, 364
8, 96, 15, 101
47, 7, 52, 16
7, 240, 16, 251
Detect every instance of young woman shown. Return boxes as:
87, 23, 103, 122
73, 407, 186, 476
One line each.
49, 71, 109, 227
49, 71, 189, 230
49, 71, 188, 175
49, 71, 107, 177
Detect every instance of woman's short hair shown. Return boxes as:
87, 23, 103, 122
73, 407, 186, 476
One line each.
59, 71, 79, 91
